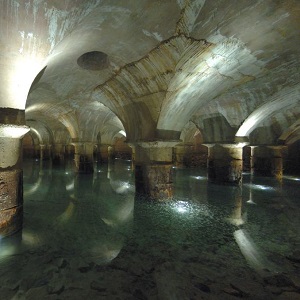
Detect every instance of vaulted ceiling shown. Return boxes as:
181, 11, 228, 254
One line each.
1, 0, 299, 146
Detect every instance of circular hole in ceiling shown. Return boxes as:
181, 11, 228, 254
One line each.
77, 51, 109, 70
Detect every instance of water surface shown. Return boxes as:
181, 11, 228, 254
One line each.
0, 159, 299, 299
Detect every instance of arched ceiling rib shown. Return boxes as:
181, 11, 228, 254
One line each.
249, 106, 300, 145
180, 121, 203, 145
26, 120, 54, 145
93, 35, 211, 141
28, 128, 42, 145
279, 120, 300, 145
236, 85, 300, 138
26, 101, 125, 144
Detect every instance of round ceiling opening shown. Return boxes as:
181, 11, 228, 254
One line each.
77, 51, 109, 70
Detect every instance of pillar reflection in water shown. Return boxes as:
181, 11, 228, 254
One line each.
234, 229, 271, 275
0, 231, 22, 263
233, 174, 279, 276
53, 159, 134, 264
227, 186, 245, 226
15, 159, 134, 266
0, 158, 298, 299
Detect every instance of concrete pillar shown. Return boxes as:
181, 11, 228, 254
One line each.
72, 142, 94, 173
205, 143, 243, 184
0, 124, 30, 236
251, 145, 286, 178
52, 143, 66, 165
133, 141, 178, 200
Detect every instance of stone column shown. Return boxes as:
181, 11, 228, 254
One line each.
251, 145, 286, 178
97, 144, 111, 163
72, 142, 94, 173
205, 143, 216, 181
65, 144, 74, 159
205, 143, 244, 184
39, 144, 46, 160
0, 124, 30, 236
243, 146, 251, 172
39, 144, 52, 161
109, 145, 116, 160
33, 144, 40, 159
174, 143, 193, 167
134, 141, 178, 200
128, 144, 136, 170
52, 143, 66, 165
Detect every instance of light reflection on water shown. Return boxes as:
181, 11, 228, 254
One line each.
0, 159, 299, 298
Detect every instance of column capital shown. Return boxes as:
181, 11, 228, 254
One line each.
134, 141, 177, 164
174, 142, 194, 148
249, 144, 285, 148
99, 143, 111, 148
39, 144, 52, 148
266, 145, 286, 150
129, 140, 181, 149
71, 141, 83, 147
205, 142, 249, 148
234, 136, 250, 145
250, 144, 286, 153
202, 143, 215, 149
0, 124, 30, 138
218, 143, 248, 149
71, 140, 96, 148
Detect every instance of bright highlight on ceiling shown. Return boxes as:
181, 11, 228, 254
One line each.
9, 56, 44, 109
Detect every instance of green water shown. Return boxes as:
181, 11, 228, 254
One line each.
0, 159, 299, 299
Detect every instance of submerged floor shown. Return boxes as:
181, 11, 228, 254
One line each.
0, 159, 300, 299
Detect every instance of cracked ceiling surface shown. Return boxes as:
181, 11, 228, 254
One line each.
0, 0, 299, 146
